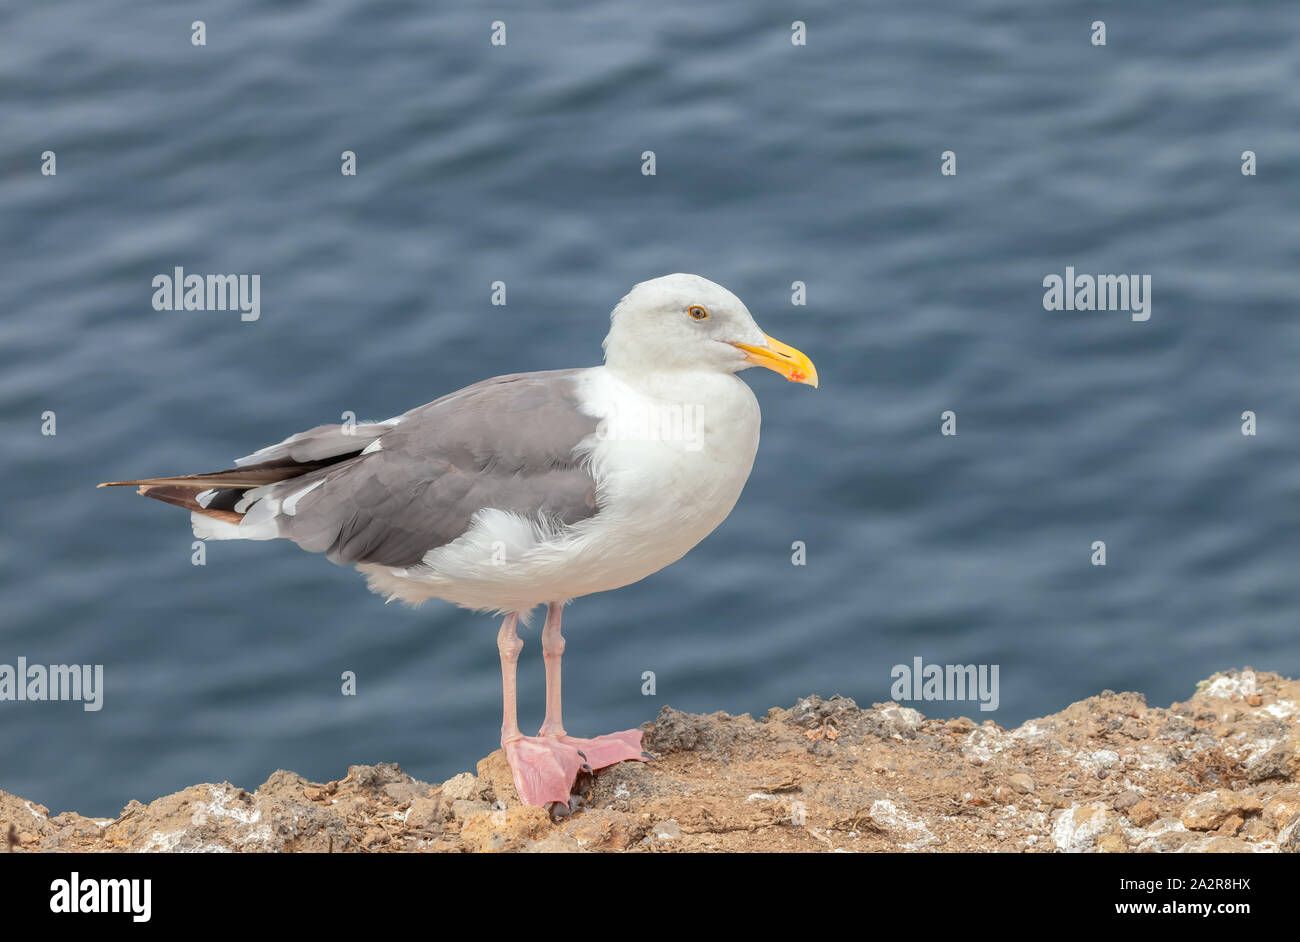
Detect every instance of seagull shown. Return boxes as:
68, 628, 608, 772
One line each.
101, 273, 818, 807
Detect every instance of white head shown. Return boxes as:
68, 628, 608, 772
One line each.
602, 273, 818, 386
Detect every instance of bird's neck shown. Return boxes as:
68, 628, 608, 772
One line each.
601, 363, 743, 402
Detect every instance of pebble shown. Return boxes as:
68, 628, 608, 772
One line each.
1180, 790, 1263, 831
1127, 800, 1157, 828
1112, 790, 1141, 812
1008, 774, 1034, 794
652, 819, 682, 840
451, 798, 490, 821
441, 773, 479, 803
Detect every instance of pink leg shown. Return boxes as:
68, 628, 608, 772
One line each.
495, 605, 648, 808
538, 602, 567, 737
497, 613, 524, 743
498, 611, 584, 807
537, 602, 646, 773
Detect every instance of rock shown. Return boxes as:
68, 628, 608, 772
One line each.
44, 813, 106, 846
460, 806, 551, 853
450, 799, 490, 821
563, 808, 643, 851
1181, 836, 1256, 853
1008, 774, 1035, 794
644, 705, 766, 757
651, 819, 682, 840
0, 792, 55, 849
404, 796, 443, 832
868, 800, 936, 848
383, 781, 426, 804
1246, 739, 1300, 782
1240, 816, 1273, 841
1217, 814, 1244, 836
1181, 791, 1263, 830
347, 763, 409, 791
1112, 790, 1141, 812
1127, 800, 1158, 828
475, 752, 520, 806
1088, 750, 1120, 770
1052, 803, 1123, 853
1278, 813, 1300, 853
1263, 789, 1300, 829
1134, 819, 1195, 853
875, 704, 925, 737
523, 832, 583, 853
440, 773, 479, 803
1097, 834, 1127, 853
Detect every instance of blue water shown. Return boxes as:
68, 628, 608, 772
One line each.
3, 1, 1298, 817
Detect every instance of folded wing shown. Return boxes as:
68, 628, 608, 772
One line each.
102, 370, 602, 568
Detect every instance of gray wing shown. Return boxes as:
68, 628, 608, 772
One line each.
234, 420, 401, 466
240, 369, 601, 568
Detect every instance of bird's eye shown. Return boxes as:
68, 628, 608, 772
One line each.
688, 305, 709, 320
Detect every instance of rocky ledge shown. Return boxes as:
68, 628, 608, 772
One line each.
4, 668, 1300, 853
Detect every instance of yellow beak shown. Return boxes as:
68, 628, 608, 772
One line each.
731, 333, 819, 388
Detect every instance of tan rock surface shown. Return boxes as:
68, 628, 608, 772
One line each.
3, 668, 1298, 853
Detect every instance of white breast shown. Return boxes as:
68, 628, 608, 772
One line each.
565, 366, 762, 587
